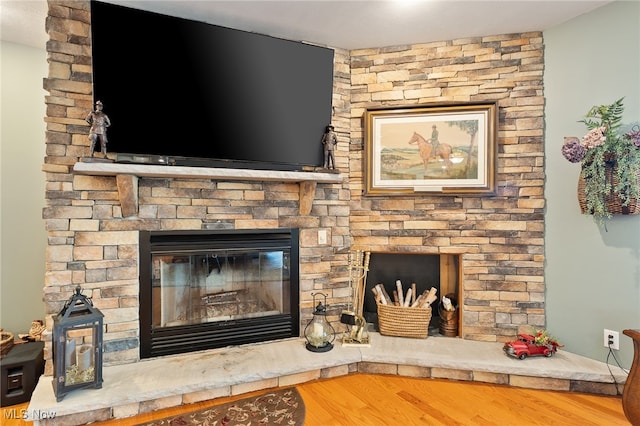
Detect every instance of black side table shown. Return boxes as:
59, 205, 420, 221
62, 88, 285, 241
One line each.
0, 341, 44, 407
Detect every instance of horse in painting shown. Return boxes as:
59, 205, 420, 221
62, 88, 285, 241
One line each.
407, 131, 452, 168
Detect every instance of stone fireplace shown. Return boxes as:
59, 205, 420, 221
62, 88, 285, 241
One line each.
42, 0, 545, 379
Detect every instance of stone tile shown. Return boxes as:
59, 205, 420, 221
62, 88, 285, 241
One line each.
36, 408, 111, 426
570, 380, 621, 396
232, 378, 279, 395
140, 395, 183, 413
111, 402, 140, 419
320, 364, 351, 379
358, 362, 398, 375
279, 370, 321, 387
182, 387, 231, 404
473, 371, 509, 385
398, 365, 431, 378
431, 367, 473, 381
509, 375, 570, 391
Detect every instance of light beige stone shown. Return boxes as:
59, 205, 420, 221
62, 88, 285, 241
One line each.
182, 387, 231, 404
232, 378, 279, 395
358, 362, 397, 375
509, 375, 570, 391
430, 367, 474, 381
111, 402, 140, 419
320, 364, 350, 379
398, 365, 431, 378
473, 371, 510, 384
139, 395, 183, 413
279, 370, 321, 387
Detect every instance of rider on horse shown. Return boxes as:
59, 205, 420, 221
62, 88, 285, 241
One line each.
429, 124, 440, 157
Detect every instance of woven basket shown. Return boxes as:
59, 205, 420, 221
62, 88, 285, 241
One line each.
0, 330, 14, 359
377, 303, 431, 339
578, 159, 640, 215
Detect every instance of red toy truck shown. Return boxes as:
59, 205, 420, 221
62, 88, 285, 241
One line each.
503, 333, 561, 359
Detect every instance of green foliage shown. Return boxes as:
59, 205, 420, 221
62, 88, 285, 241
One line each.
532, 328, 562, 347
577, 98, 640, 223
449, 120, 478, 135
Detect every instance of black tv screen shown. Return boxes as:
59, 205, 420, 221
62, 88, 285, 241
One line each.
90, 1, 334, 171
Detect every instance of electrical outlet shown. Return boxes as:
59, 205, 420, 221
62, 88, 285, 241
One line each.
318, 229, 327, 245
603, 329, 620, 350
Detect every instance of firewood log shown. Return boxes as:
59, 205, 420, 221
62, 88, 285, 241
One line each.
392, 290, 399, 305
371, 284, 389, 305
396, 280, 404, 306
424, 287, 438, 307
403, 288, 413, 307
371, 287, 379, 303
415, 289, 430, 308
372, 286, 381, 304
418, 287, 437, 308
373, 284, 388, 305
376, 283, 393, 306
411, 294, 423, 308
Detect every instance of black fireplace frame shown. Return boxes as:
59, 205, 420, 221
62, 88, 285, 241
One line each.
139, 229, 300, 359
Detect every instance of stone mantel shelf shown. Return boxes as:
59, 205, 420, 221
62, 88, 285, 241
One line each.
73, 162, 343, 216
73, 161, 342, 183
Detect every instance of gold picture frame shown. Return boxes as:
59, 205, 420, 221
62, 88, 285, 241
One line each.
363, 102, 498, 195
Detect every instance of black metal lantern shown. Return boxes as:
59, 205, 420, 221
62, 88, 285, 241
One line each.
304, 293, 335, 352
53, 286, 104, 402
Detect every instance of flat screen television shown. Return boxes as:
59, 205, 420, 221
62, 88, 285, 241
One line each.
90, 1, 335, 171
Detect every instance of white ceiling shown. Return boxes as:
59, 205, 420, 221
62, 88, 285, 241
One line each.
1, 0, 612, 51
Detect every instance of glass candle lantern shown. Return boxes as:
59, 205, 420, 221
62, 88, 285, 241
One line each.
304, 293, 335, 352
53, 286, 104, 402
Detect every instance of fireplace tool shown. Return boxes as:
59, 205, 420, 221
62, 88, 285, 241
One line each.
340, 250, 370, 346
339, 250, 362, 326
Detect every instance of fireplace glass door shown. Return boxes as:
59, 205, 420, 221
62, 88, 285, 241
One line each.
153, 250, 289, 328
140, 229, 299, 358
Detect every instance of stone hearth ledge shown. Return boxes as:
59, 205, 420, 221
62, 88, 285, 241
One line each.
27, 333, 627, 425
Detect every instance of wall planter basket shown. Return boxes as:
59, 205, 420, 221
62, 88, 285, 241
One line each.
563, 99, 640, 224
577, 154, 640, 215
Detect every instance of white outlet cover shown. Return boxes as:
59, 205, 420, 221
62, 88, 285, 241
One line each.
604, 329, 620, 350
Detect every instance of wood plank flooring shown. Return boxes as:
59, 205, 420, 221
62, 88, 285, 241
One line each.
2, 373, 628, 425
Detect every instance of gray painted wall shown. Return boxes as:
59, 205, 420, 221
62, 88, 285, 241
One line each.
0, 41, 47, 334
544, 0, 640, 369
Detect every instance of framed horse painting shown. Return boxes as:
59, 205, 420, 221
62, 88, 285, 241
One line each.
363, 102, 498, 195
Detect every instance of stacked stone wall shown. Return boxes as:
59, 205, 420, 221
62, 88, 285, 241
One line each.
41, 0, 351, 372
347, 34, 546, 342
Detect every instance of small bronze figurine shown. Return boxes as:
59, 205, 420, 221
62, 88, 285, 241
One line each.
86, 100, 111, 158
322, 124, 338, 169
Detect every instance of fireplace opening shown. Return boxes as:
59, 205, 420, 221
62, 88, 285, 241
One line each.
139, 229, 300, 359
363, 252, 461, 336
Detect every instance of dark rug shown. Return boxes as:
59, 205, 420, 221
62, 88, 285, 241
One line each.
136, 387, 305, 426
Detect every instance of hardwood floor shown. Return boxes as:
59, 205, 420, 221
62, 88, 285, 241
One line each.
2, 374, 628, 425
